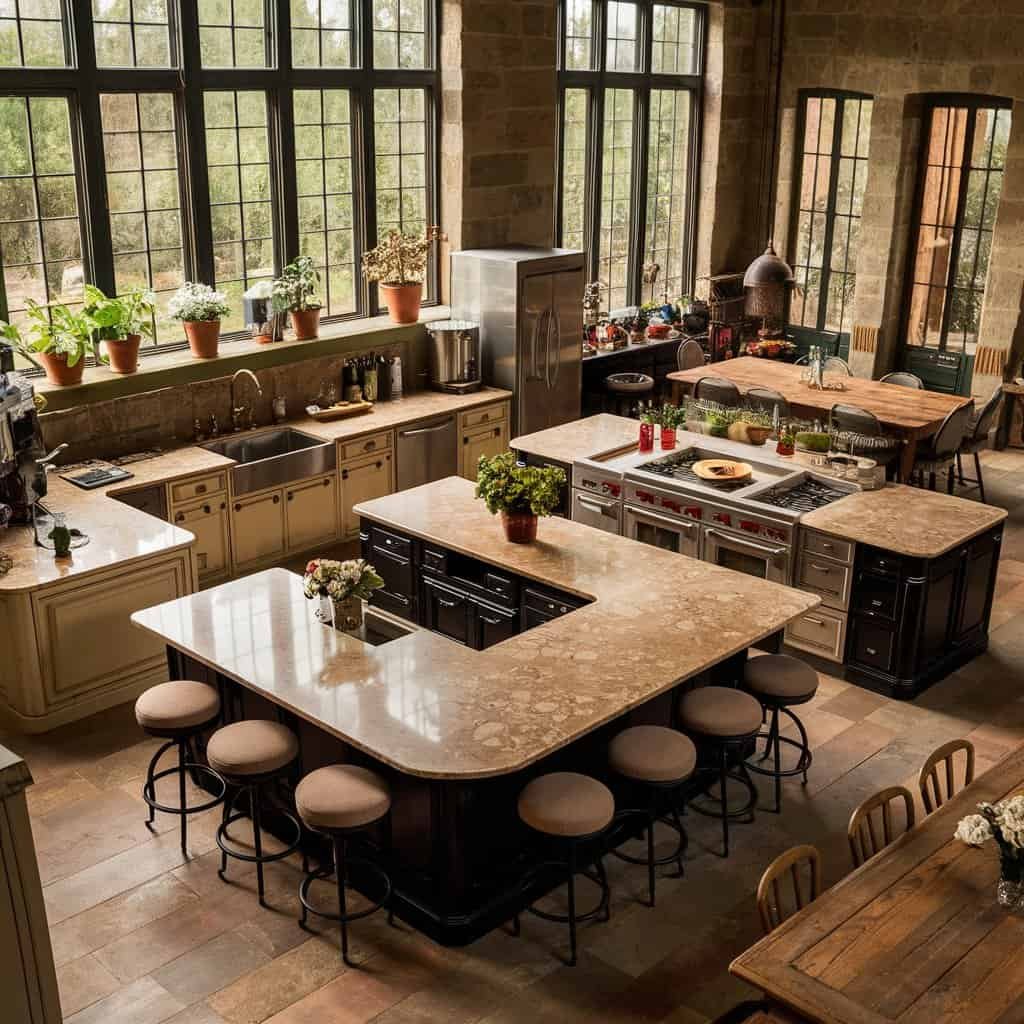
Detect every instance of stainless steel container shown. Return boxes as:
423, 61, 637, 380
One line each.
425, 319, 481, 393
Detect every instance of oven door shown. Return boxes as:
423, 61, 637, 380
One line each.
623, 504, 701, 558
703, 526, 790, 584
571, 488, 622, 534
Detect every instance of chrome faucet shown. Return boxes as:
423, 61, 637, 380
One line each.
231, 368, 263, 432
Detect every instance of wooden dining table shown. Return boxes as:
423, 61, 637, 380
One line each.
730, 741, 1024, 1024
667, 357, 973, 482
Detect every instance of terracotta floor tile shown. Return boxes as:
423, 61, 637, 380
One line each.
24, 771, 100, 818
56, 953, 121, 1016
816, 686, 890, 722
165, 1006, 230, 1024
64, 976, 184, 1024
150, 929, 271, 1005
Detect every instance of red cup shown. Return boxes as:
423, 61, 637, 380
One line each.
661, 426, 677, 450
639, 422, 655, 452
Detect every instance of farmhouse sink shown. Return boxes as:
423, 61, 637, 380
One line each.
203, 427, 336, 495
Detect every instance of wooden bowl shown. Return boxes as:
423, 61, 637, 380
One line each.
692, 458, 753, 482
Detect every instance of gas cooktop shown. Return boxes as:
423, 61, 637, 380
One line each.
635, 447, 780, 492
753, 477, 850, 513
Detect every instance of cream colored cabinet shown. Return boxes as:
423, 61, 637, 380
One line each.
340, 451, 395, 539
285, 474, 339, 552
231, 489, 286, 570
172, 497, 231, 585
461, 418, 509, 481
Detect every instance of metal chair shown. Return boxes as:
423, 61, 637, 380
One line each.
913, 401, 974, 493
957, 386, 1003, 503
824, 356, 852, 376
693, 376, 741, 407
745, 387, 790, 419
677, 338, 705, 371
919, 739, 975, 815
847, 786, 916, 868
756, 844, 821, 935
880, 371, 923, 389
830, 402, 881, 436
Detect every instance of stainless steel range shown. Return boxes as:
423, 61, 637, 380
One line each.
571, 431, 857, 584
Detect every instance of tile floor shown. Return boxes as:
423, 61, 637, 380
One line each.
5, 449, 1024, 1024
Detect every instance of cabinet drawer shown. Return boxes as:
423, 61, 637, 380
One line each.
796, 554, 852, 610
422, 547, 447, 573
371, 525, 412, 560
852, 571, 900, 620
475, 599, 519, 649
422, 576, 471, 646
170, 472, 227, 504
172, 497, 231, 580
461, 403, 508, 430
522, 585, 582, 619
849, 615, 896, 673
785, 607, 846, 662
483, 571, 517, 603
802, 530, 853, 566
862, 549, 901, 578
341, 431, 392, 462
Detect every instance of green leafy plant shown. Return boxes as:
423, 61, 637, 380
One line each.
272, 256, 321, 313
361, 226, 444, 286
795, 431, 831, 453
658, 403, 686, 429
83, 285, 155, 341
705, 410, 732, 437
167, 282, 230, 322
475, 452, 566, 518
12, 301, 95, 367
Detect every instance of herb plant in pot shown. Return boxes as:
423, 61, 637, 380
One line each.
83, 285, 156, 374
273, 256, 322, 340
168, 282, 230, 358
362, 226, 444, 324
14, 301, 94, 386
475, 452, 566, 544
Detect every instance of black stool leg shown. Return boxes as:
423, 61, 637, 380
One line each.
957, 451, 965, 484
177, 739, 188, 855
219, 786, 234, 878
334, 835, 354, 967
771, 708, 782, 813
975, 451, 986, 503
566, 841, 578, 967
669, 799, 686, 877
251, 786, 266, 908
646, 804, 657, 908
143, 742, 163, 829
719, 745, 730, 858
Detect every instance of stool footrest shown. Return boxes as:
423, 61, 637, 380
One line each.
143, 763, 226, 817
217, 808, 302, 865
298, 856, 391, 925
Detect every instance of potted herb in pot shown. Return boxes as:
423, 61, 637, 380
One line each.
272, 256, 322, 340
475, 451, 566, 544
362, 226, 445, 324
11, 301, 94, 386
83, 285, 156, 375
168, 282, 230, 359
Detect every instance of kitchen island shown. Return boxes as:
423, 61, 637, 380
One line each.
132, 476, 817, 943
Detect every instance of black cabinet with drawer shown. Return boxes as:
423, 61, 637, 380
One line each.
362, 525, 418, 621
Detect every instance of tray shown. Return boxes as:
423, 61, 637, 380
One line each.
692, 458, 752, 482
305, 401, 374, 422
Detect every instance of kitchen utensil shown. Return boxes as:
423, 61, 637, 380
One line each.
305, 401, 374, 422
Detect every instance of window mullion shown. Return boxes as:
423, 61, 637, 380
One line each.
937, 108, 976, 352
587, 85, 605, 289
629, 87, 650, 307
817, 97, 844, 332
276, 0, 299, 269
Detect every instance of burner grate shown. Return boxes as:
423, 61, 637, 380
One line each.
756, 478, 849, 512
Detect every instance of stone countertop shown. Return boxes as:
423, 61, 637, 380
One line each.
0, 388, 512, 594
800, 484, 1008, 558
511, 413, 640, 465
132, 477, 819, 780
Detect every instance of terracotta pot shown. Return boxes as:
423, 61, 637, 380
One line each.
290, 306, 321, 340
380, 283, 422, 325
106, 333, 141, 374
501, 511, 538, 544
39, 351, 85, 386
184, 320, 221, 359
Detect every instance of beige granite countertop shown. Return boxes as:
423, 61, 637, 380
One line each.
511, 413, 639, 464
132, 477, 819, 780
801, 484, 1008, 558
0, 389, 511, 593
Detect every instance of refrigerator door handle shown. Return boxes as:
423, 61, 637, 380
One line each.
549, 310, 561, 389
543, 308, 553, 389
528, 310, 543, 382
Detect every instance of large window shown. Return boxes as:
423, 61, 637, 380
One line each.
557, 0, 704, 312
0, 0, 438, 360
904, 97, 1010, 354
790, 90, 872, 338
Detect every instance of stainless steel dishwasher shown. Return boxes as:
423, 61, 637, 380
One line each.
396, 413, 458, 490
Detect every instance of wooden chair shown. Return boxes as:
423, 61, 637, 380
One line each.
756, 844, 822, 936
847, 786, 916, 868
919, 738, 975, 815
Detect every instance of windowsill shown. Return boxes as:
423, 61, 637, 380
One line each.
32, 307, 449, 413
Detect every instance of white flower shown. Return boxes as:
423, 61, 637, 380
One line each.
998, 795, 1024, 833
167, 282, 230, 322
955, 814, 993, 846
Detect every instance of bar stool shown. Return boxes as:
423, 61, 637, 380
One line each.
135, 680, 226, 856
516, 772, 614, 966
295, 764, 394, 967
208, 719, 303, 909
677, 687, 761, 858
608, 725, 695, 907
605, 372, 654, 418
742, 655, 818, 814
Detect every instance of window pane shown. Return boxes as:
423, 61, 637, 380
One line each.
199, 0, 268, 68
652, 4, 697, 75
605, 1, 636, 71
374, 0, 427, 69
295, 89, 356, 316
0, 96, 84, 333
643, 89, 690, 303
93, 0, 173, 67
597, 88, 633, 312
0, 0, 67, 67
563, 0, 591, 70
291, 0, 351, 67
373, 87, 427, 235
559, 88, 587, 253
205, 91, 275, 332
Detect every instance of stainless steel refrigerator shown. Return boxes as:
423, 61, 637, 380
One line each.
450, 247, 584, 437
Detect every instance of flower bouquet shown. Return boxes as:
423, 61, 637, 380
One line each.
303, 557, 384, 633
955, 795, 1024, 907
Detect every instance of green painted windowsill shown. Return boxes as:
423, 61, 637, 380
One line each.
33, 309, 448, 413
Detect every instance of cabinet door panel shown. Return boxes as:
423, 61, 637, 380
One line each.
286, 474, 339, 553
232, 490, 286, 569
461, 421, 508, 481
341, 453, 395, 539
422, 577, 471, 645
956, 534, 1000, 642
173, 498, 230, 581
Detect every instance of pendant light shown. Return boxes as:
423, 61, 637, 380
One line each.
743, 241, 795, 323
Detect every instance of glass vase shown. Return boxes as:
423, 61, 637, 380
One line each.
316, 595, 364, 635
998, 852, 1024, 908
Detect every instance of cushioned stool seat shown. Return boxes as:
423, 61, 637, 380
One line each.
518, 772, 614, 838
677, 687, 762, 738
135, 680, 220, 732
609, 726, 697, 783
208, 720, 299, 777
296, 765, 391, 831
744, 654, 819, 702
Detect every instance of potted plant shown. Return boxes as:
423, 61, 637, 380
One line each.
9, 301, 94, 386
776, 429, 796, 457
705, 410, 732, 438
83, 285, 155, 375
475, 451, 566, 544
168, 282, 230, 358
303, 557, 384, 633
273, 256, 322, 340
362, 226, 444, 324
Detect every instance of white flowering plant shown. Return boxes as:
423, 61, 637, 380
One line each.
956, 795, 1024, 882
167, 282, 231, 323
302, 558, 384, 603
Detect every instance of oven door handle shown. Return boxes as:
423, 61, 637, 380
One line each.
576, 495, 618, 516
705, 529, 787, 558
628, 506, 698, 531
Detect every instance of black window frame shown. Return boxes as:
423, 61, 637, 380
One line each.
0, 0, 441, 357
555, 0, 706, 311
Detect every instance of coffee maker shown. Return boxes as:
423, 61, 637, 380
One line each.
0, 341, 50, 525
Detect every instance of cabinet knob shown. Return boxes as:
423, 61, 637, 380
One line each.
376, 460, 382, 469
364, 440, 376, 451
493, 427, 500, 437
323, 478, 331, 487
342, 469, 349, 480
175, 512, 184, 523
234, 502, 241, 511
866, 647, 877, 656
220, 502, 226, 510
273, 495, 280, 504
287, 492, 293, 501
196, 484, 207, 494
203, 504, 211, 514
